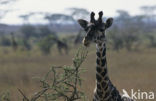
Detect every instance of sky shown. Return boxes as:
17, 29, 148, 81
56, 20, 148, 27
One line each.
1, 0, 156, 24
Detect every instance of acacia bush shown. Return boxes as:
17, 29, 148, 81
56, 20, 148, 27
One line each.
0, 90, 10, 101
18, 46, 88, 101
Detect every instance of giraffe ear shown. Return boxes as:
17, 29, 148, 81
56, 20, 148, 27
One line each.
78, 19, 88, 29
105, 18, 113, 29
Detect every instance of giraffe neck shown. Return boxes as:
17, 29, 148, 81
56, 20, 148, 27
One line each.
96, 42, 109, 84
93, 42, 122, 101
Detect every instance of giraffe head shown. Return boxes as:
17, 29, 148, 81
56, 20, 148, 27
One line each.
78, 11, 113, 47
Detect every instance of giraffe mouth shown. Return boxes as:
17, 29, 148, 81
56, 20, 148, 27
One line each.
82, 38, 90, 47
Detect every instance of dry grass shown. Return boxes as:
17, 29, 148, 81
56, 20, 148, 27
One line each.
0, 45, 156, 101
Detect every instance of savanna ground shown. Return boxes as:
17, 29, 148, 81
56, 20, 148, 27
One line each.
0, 44, 156, 101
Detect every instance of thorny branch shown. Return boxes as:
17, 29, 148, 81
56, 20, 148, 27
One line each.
18, 46, 88, 101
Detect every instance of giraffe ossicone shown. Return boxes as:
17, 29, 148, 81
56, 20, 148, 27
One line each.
78, 11, 134, 101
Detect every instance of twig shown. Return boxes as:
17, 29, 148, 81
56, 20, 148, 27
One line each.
18, 88, 29, 101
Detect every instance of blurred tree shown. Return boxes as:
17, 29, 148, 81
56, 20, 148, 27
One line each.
0, 0, 17, 20
0, 36, 11, 46
146, 34, 156, 48
0, 0, 16, 5
116, 10, 130, 16
131, 15, 145, 31
37, 25, 56, 38
38, 35, 55, 54
19, 14, 30, 24
140, 5, 156, 17
21, 38, 31, 51
45, 13, 75, 26
114, 10, 141, 51
108, 27, 124, 51
20, 25, 37, 40
19, 12, 35, 24
67, 8, 89, 20
66, 8, 89, 44
123, 33, 138, 51
20, 25, 37, 51
140, 5, 156, 30
115, 10, 132, 28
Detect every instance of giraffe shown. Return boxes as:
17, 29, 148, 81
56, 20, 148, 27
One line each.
11, 32, 18, 51
78, 11, 134, 101
53, 38, 69, 55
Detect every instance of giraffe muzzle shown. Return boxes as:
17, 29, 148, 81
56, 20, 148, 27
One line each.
82, 38, 90, 47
